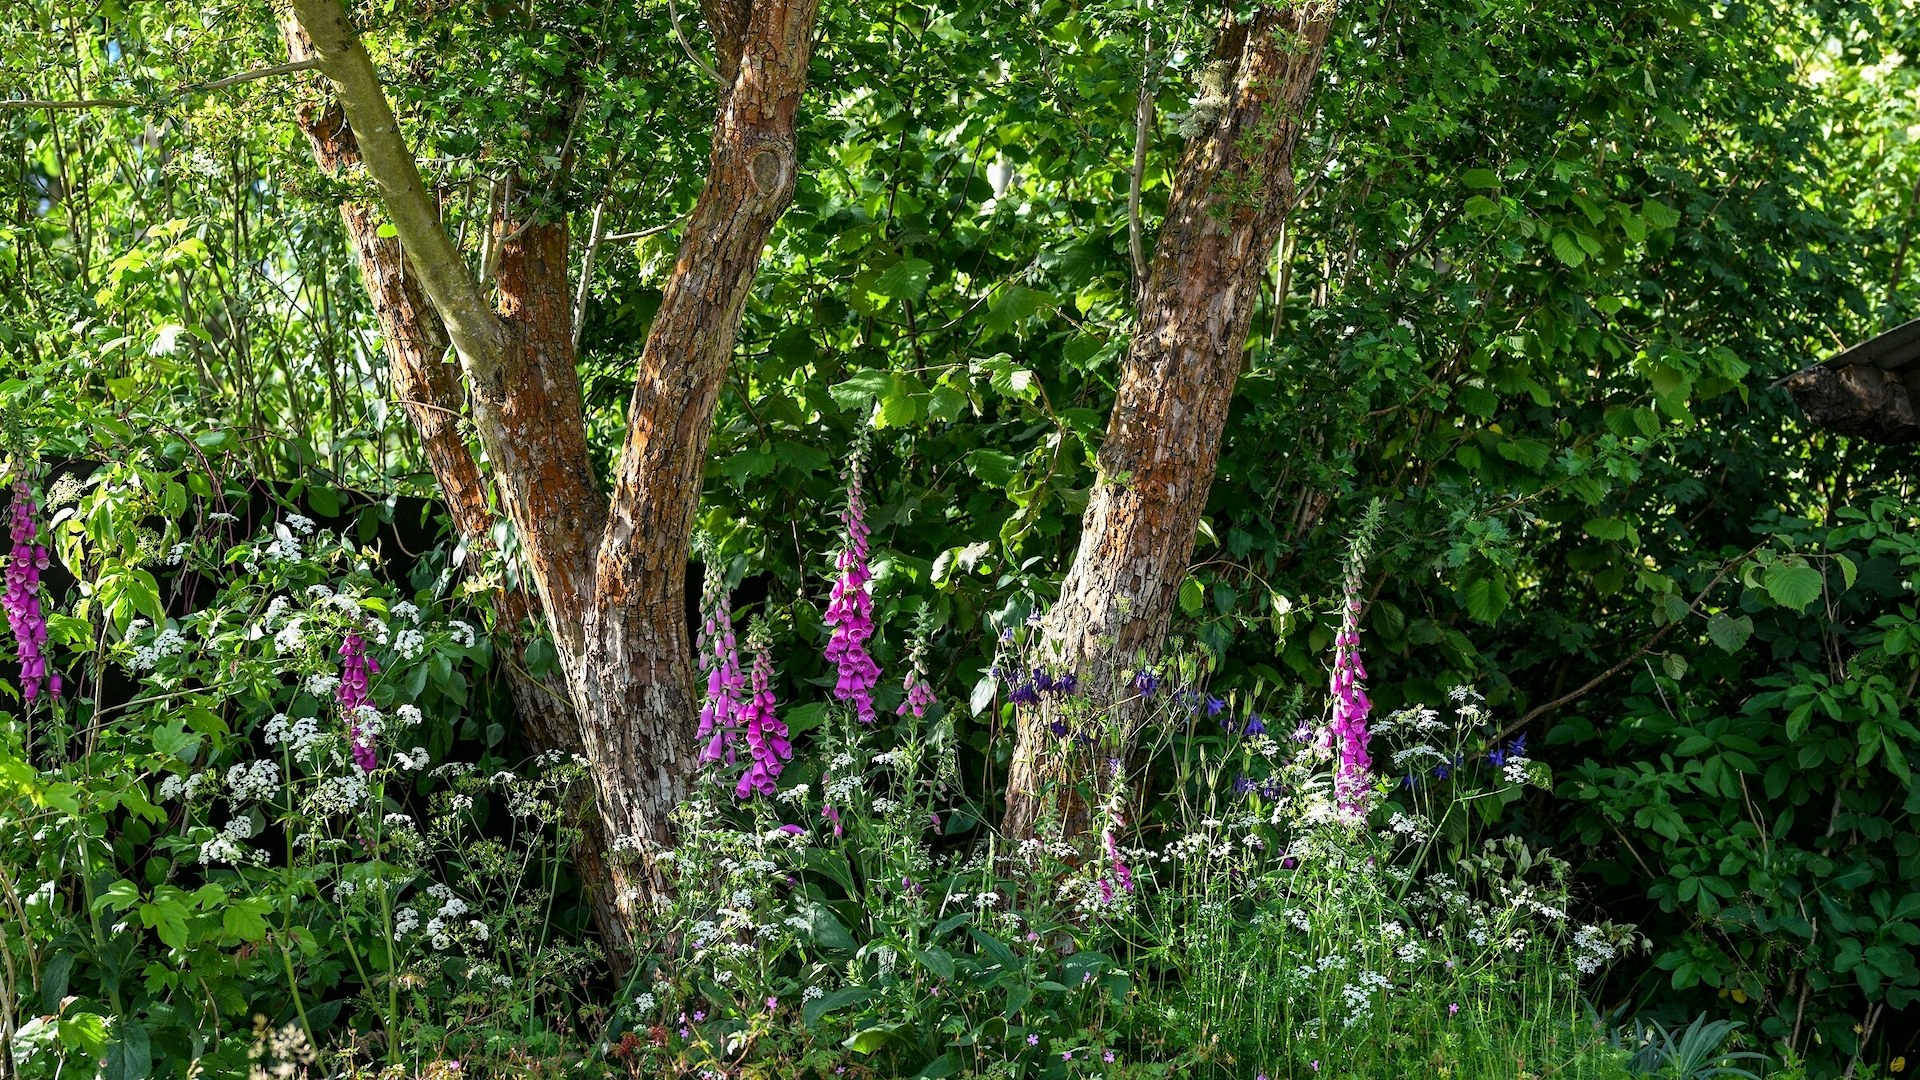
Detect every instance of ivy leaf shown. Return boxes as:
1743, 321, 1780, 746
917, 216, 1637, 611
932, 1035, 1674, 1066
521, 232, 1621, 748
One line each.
1763, 563, 1823, 612
1706, 613, 1753, 654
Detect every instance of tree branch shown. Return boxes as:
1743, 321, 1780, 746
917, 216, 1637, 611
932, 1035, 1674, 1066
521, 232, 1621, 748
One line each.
0, 59, 320, 111
286, 0, 506, 384
1492, 545, 1761, 743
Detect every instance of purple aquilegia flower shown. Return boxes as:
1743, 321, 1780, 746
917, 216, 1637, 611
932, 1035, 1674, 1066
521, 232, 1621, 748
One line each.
696, 568, 746, 765
823, 461, 880, 723
338, 632, 379, 772
1131, 668, 1160, 697
735, 622, 792, 799
4, 483, 57, 702
1326, 575, 1373, 818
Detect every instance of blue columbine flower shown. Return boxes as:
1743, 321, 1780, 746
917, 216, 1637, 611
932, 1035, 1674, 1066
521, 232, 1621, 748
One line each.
1049, 719, 1069, 738
1234, 775, 1255, 795
1243, 714, 1267, 737
1132, 668, 1161, 696
1033, 667, 1055, 693
1052, 670, 1078, 696
1206, 695, 1226, 717
1009, 681, 1041, 706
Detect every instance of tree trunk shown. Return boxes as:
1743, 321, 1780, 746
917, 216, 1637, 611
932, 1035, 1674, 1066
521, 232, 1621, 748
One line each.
288, 0, 822, 944
580, 0, 821, 927
1003, 3, 1339, 841
282, 30, 635, 959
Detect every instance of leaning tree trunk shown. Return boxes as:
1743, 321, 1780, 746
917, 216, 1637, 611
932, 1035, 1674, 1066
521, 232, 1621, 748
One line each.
578, 0, 822, 927
281, 31, 635, 959
1003, 3, 1339, 841
288, 0, 822, 945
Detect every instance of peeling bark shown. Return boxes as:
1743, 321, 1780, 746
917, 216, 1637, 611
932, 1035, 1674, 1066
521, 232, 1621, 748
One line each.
583, 0, 822, 926
284, 23, 632, 960
288, 0, 822, 946
1004, 3, 1339, 840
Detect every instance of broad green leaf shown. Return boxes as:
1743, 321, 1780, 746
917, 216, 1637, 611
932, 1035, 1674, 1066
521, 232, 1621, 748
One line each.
1763, 563, 1823, 612
1550, 232, 1587, 267
1706, 613, 1753, 654
1178, 576, 1204, 616
871, 258, 933, 301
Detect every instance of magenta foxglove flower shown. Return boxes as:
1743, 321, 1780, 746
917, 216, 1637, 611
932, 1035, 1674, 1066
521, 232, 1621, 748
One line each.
338, 632, 379, 772
823, 461, 880, 723
695, 569, 746, 765
734, 624, 792, 799
1326, 577, 1373, 818
4, 483, 56, 703
897, 639, 936, 719
1103, 829, 1134, 893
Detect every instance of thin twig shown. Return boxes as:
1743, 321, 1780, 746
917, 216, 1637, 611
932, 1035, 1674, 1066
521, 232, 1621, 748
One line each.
667, 0, 725, 85
1493, 544, 1762, 742
0, 59, 319, 110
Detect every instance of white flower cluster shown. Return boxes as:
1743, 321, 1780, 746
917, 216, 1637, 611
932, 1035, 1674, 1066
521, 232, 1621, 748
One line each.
448, 621, 476, 648
1571, 923, 1621, 974
199, 817, 256, 865
390, 601, 422, 623
159, 771, 215, 802
423, 883, 471, 950
304, 674, 339, 698
394, 747, 430, 771
307, 772, 368, 815
263, 713, 324, 754
393, 628, 426, 661
225, 760, 280, 803
128, 625, 187, 671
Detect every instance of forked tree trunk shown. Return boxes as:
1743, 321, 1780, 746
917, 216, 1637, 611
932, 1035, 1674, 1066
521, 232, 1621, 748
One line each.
281, 42, 634, 957
1003, 3, 1339, 840
288, 0, 821, 947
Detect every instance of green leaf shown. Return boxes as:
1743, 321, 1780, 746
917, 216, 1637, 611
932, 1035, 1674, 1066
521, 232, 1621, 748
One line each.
1641, 199, 1681, 229
104, 1020, 151, 1080
375, 222, 398, 238
793, 901, 856, 952
846, 1023, 908, 1054
139, 896, 192, 949
1833, 553, 1858, 591
966, 449, 1020, 487
803, 986, 873, 1027
1662, 653, 1688, 680
1707, 613, 1753, 654
1178, 576, 1205, 616
871, 258, 933, 301
1763, 563, 1823, 612
1461, 167, 1501, 190
828, 369, 896, 412
912, 945, 956, 980
1462, 576, 1509, 624
1550, 232, 1587, 268
93, 878, 140, 915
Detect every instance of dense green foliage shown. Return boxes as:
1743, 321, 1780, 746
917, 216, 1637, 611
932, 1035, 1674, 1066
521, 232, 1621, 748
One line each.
4, 0, 1920, 1075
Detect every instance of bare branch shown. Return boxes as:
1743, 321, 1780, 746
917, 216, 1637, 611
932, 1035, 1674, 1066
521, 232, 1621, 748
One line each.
0, 59, 319, 111
669, 0, 725, 85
